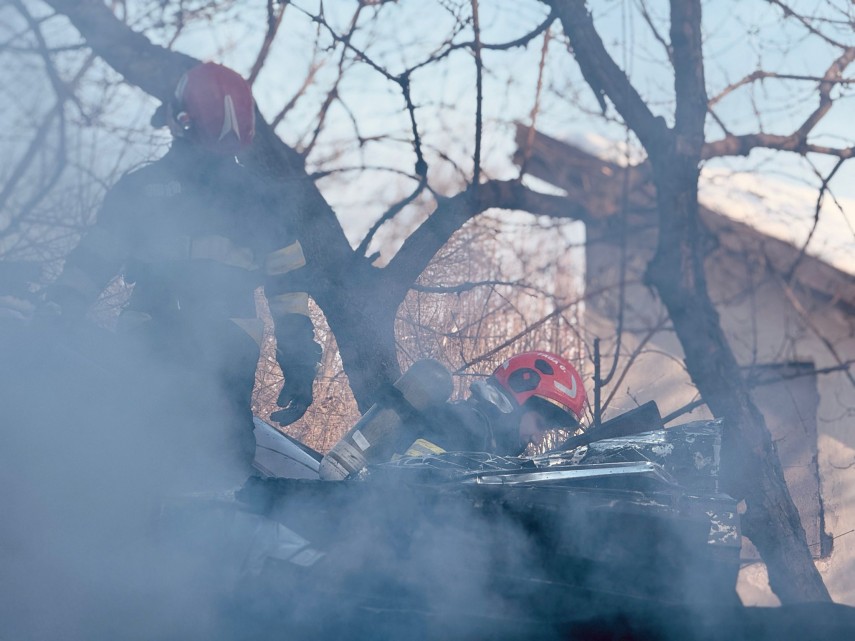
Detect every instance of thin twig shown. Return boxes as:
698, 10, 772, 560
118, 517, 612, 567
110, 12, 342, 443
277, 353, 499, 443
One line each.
776, 270, 855, 389
786, 157, 846, 281
356, 178, 427, 258
766, 0, 850, 49
248, 0, 287, 85
518, 27, 551, 179
471, 0, 482, 188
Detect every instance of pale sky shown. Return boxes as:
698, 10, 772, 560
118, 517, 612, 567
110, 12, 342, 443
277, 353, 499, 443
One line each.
3, 1, 852, 275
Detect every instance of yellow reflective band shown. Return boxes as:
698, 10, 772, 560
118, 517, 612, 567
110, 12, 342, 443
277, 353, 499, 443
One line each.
268, 291, 310, 317
230, 317, 265, 347
404, 438, 446, 457
55, 265, 101, 301
265, 240, 306, 276
190, 235, 256, 270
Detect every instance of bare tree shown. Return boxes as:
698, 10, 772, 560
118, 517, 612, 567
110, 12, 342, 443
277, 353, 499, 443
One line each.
8, 0, 853, 604
539, 0, 851, 602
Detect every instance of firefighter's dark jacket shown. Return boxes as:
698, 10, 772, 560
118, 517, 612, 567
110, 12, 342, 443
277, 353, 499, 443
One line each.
50, 140, 321, 378
411, 384, 523, 457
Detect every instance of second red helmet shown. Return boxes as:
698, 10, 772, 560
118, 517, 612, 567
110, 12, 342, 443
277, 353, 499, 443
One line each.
172, 62, 256, 154
491, 351, 586, 422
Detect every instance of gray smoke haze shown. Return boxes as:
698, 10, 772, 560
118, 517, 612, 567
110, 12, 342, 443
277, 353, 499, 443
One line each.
0, 313, 251, 640
3, 285, 855, 641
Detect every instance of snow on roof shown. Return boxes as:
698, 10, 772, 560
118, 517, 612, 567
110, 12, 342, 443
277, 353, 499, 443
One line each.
514, 125, 855, 310
698, 168, 855, 277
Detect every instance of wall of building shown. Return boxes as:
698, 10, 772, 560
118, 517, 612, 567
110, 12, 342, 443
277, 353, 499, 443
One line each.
584, 216, 855, 605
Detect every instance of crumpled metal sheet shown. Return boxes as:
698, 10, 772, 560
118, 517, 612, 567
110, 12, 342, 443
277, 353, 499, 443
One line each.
462, 461, 677, 487
535, 419, 724, 493
369, 419, 724, 494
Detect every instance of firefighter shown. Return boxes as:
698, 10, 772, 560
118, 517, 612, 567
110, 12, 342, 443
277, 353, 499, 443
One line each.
405, 351, 587, 457
317, 352, 586, 480
46, 62, 321, 475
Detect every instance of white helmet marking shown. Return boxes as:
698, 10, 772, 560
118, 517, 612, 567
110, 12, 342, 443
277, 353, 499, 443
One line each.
554, 377, 577, 399
174, 73, 188, 102
219, 94, 241, 141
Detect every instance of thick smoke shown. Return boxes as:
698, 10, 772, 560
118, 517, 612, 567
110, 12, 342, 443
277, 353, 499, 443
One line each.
3, 280, 855, 640
0, 300, 251, 640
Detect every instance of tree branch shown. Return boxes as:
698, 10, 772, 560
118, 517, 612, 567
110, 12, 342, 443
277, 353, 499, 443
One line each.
356, 177, 427, 258
705, 41, 855, 160
702, 133, 855, 160
471, 0, 483, 188
248, 0, 288, 86
387, 179, 590, 290
544, 0, 670, 153
766, 0, 850, 49
709, 70, 855, 108
786, 157, 846, 281
670, 0, 707, 145
43, 0, 197, 100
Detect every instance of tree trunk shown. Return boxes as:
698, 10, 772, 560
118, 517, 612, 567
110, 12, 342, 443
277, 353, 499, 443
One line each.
320, 281, 402, 412
646, 154, 831, 603
546, 0, 830, 603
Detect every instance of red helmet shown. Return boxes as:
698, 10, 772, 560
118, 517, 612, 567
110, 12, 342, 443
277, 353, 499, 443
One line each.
491, 351, 586, 423
172, 62, 255, 154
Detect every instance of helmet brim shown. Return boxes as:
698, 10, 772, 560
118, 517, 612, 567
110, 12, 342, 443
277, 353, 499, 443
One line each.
525, 396, 580, 429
